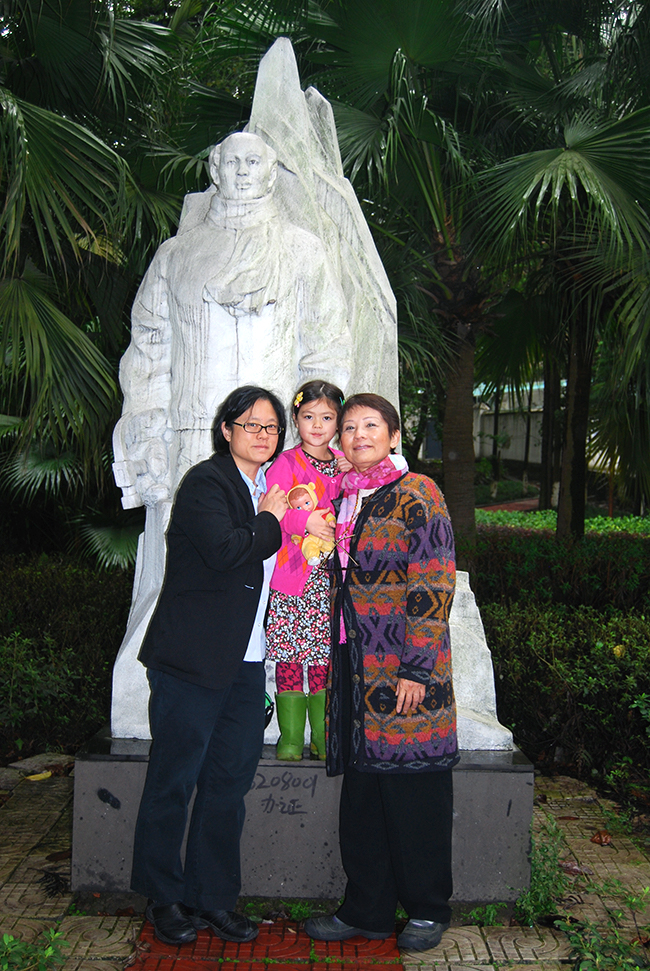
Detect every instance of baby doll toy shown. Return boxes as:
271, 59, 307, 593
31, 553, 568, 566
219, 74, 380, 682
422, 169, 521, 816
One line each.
287, 483, 336, 566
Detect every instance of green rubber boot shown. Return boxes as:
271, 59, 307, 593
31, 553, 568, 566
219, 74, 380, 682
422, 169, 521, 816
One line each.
275, 691, 307, 761
307, 689, 327, 761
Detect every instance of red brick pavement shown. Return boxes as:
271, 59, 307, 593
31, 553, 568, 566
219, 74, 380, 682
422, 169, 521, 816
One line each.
132, 921, 403, 971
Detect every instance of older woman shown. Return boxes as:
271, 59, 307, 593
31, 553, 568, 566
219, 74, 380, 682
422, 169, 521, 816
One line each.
304, 394, 458, 952
131, 386, 288, 947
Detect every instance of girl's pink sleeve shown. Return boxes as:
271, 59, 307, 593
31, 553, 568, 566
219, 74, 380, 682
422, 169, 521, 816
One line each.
282, 508, 311, 537
265, 450, 310, 538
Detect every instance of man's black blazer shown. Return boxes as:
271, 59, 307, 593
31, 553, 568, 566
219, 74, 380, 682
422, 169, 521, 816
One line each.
139, 452, 282, 689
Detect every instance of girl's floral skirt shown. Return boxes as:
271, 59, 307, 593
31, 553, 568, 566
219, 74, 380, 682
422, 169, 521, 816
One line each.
265, 566, 331, 664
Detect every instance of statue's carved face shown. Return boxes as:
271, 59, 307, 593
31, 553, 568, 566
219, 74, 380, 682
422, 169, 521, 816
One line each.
217, 133, 277, 201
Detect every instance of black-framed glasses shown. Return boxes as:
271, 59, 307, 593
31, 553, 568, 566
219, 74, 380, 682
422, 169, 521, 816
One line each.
232, 421, 283, 436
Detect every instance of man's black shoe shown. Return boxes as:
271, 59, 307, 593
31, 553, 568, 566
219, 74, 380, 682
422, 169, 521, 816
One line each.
145, 901, 197, 945
189, 909, 258, 942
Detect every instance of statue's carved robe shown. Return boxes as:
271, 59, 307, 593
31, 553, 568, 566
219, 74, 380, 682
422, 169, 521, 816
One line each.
110, 191, 351, 737
115, 193, 351, 505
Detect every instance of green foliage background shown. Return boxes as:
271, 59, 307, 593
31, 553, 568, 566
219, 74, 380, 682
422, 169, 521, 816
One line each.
0, 555, 132, 762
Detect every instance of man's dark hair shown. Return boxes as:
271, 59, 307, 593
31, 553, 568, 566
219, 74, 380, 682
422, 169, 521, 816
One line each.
212, 386, 286, 458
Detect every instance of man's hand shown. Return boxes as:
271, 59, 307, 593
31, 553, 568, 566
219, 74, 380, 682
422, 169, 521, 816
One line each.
259, 484, 288, 522
395, 678, 425, 715
305, 510, 335, 541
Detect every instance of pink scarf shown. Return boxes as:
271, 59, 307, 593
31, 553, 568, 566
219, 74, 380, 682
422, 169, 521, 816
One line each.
335, 454, 408, 576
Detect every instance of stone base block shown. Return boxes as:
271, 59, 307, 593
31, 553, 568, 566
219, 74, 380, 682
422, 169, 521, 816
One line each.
72, 728, 533, 902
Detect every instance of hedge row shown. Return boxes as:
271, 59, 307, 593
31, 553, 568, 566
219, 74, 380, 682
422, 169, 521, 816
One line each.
482, 602, 650, 797
3, 533, 650, 794
0, 554, 133, 760
472, 526, 650, 610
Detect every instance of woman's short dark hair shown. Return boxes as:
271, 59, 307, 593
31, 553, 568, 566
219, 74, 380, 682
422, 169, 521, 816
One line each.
212, 386, 286, 458
291, 379, 346, 420
338, 393, 400, 438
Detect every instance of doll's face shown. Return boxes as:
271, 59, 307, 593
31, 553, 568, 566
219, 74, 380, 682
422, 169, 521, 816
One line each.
289, 490, 314, 512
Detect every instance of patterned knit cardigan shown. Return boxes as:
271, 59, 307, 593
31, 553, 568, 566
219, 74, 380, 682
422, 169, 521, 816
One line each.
326, 471, 459, 776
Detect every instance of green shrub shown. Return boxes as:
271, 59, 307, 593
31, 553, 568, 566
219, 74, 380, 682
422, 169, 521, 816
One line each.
473, 527, 650, 610
484, 602, 650, 787
0, 930, 68, 971
0, 554, 133, 760
475, 480, 539, 506
514, 816, 569, 926
476, 508, 650, 535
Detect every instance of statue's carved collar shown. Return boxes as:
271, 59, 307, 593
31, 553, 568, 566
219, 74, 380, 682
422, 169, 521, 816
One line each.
207, 191, 279, 231
203, 189, 283, 315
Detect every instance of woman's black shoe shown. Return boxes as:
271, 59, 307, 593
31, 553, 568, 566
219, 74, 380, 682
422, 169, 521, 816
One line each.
145, 901, 197, 945
189, 909, 258, 942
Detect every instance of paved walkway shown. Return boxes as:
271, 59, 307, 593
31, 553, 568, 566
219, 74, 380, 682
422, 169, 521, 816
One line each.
1, 754, 650, 971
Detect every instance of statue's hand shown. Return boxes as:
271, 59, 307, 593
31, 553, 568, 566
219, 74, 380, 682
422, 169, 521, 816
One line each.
113, 459, 147, 490
113, 438, 172, 508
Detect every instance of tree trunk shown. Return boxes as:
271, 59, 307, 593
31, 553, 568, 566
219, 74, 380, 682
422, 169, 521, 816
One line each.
540, 357, 560, 510
491, 385, 501, 481
442, 338, 476, 570
556, 312, 594, 541
404, 396, 432, 465
523, 379, 534, 477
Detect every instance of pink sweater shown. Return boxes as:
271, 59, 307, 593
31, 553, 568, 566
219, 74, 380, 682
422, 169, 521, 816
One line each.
266, 446, 343, 596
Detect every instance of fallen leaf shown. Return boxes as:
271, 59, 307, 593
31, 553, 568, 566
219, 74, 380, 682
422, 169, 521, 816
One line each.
25, 771, 52, 781
559, 860, 593, 876
590, 830, 612, 845
558, 816, 579, 821
46, 849, 72, 863
43, 763, 73, 776
37, 870, 69, 896
123, 938, 150, 967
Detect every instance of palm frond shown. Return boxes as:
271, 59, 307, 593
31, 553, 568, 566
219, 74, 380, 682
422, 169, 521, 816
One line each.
100, 19, 173, 112
75, 515, 144, 570
474, 108, 650, 267
0, 90, 128, 269
0, 415, 24, 439
0, 263, 116, 446
3, 444, 84, 502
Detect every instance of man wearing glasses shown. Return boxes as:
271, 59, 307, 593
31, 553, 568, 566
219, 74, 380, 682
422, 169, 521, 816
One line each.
131, 386, 289, 947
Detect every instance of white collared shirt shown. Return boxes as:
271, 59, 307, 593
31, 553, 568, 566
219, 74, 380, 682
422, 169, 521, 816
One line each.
238, 466, 277, 662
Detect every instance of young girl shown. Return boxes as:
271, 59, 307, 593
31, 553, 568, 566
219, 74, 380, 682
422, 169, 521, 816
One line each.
265, 380, 348, 761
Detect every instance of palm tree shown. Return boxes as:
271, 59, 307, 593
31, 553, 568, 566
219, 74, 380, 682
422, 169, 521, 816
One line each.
472, 0, 650, 539
185, 0, 501, 562
588, 322, 650, 517
0, 0, 183, 564
156, 0, 650, 553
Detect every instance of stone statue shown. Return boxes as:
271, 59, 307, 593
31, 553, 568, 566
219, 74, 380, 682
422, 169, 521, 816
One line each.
113, 130, 352, 510
111, 38, 400, 738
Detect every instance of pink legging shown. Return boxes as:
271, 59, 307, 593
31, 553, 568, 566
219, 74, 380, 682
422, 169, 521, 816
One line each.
276, 662, 327, 694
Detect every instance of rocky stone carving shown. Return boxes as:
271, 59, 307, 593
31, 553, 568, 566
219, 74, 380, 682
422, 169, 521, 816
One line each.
111, 38, 399, 738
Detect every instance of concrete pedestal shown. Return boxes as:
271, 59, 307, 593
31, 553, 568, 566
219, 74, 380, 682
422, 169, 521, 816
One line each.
72, 728, 533, 902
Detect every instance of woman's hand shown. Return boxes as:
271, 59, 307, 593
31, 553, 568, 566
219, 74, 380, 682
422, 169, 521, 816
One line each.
306, 510, 335, 541
336, 455, 353, 473
259, 484, 288, 522
395, 678, 425, 715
